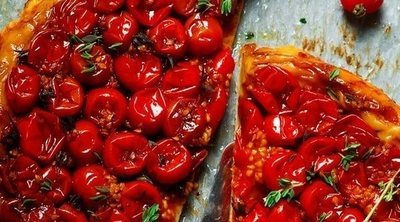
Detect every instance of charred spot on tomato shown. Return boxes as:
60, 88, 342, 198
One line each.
38, 88, 56, 108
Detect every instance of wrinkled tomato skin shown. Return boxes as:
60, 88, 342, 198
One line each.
102, 12, 139, 50
103, 132, 150, 177
128, 88, 168, 136
28, 29, 71, 75
211, 48, 235, 82
49, 77, 84, 117
338, 208, 365, 222
126, 0, 173, 27
146, 139, 192, 185
239, 98, 264, 143
88, 0, 124, 13
204, 86, 228, 133
148, 18, 187, 58
57, 203, 88, 222
5, 65, 40, 114
366, 144, 400, 184
114, 53, 162, 92
41, 166, 72, 204
267, 200, 305, 222
250, 87, 281, 114
17, 108, 66, 164
263, 114, 304, 146
68, 120, 103, 166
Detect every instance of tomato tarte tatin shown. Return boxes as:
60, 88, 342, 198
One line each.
233, 44, 400, 222
0, 0, 244, 221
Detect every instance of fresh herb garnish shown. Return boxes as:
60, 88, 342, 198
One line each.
245, 32, 255, 40
22, 198, 36, 207
89, 194, 108, 201
221, 0, 233, 16
263, 178, 303, 208
329, 69, 340, 81
306, 170, 316, 182
81, 34, 102, 43
108, 42, 123, 50
40, 178, 53, 191
344, 143, 360, 153
81, 63, 96, 74
95, 186, 110, 194
142, 204, 159, 222
300, 18, 307, 24
339, 153, 356, 171
378, 180, 399, 202
197, 0, 213, 10
321, 172, 336, 189
318, 212, 332, 222
81, 51, 93, 60
326, 87, 338, 101
70, 34, 83, 44
78, 42, 96, 53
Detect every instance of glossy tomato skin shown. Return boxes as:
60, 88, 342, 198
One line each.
173, 0, 197, 16
88, 0, 124, 13
114, 53, 162, 92
17, 108, 66, 164
57, 203, 88, 222
28, 29, 71, 75
68, 120, 103, 166
239, 98, 264, 143
209, 48, 235, 86
204, 86, 228, 133
267, 200, 305, 222
148, 17, 187, 58
48, 77, 84, 117
102, 12, 139, 50
41, 166, 72, 204
338, 208, 365, 222
264, 114, 304, 146
70, 44, 112, 86
126, 0, 173, 27
185, 15, 223, 56
103, 132, 150, 177
84, 88, 128, 134
128, 88, 168, 136
340, 0, 383, 15
146, 139, 192, 185
242, 203, 269, 222
5, 65, 40, 113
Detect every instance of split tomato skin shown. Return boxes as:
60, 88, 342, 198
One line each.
5, 65, 40, 113
146, 139, 192, 185
340, 0, 383, 16
126, 0, 173, 27
103, 132, 151, 177
41, 166, 72, 204
263, 114, 304, 146
102, 12, 139, 50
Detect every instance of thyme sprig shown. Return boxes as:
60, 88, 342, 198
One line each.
263, 178, 304, 208
142, 204, 159, 222
221, 0, 233, 15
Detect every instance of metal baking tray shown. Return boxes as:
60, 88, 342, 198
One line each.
1, 0, 400, 221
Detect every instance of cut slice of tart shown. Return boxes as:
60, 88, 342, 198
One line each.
232, 44, 400, 222
0, 0, 244, 221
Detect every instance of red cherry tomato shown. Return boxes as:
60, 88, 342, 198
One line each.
204, 86, 228, 133
128, 88, 168, 136
336, 162, 369, 198
161, 61, 201, 99
26, 205, 58, 222
41, 166, 72, 204
126, 0, 172, 27
243, 203, 269, 222
68, 120, 103, 166
250, 87, 281, 114
185, 15, 223, 56
108, 209, 129, 222
103, 132, 150, 177
0, 199, 23, 221
28, 29, 70, 75
84, 88, 128, 133
163, 99, 207, 146
5, 65, 40, 113
267, 200, 305, 222
264, 114, 304, 146
88, 0, 124, 13
57, 203, 88, 222
173, 0, 197, 16
338, 208, 365, 222
72, 165, 110, 209
252, 65, 299, 95
298, 136, 341, 170
114, 53, 162, 92
148, 17, 187, 58
49, 77, 84, 117
102, 12, 139, 50
120, 180, 162, 220
207, 48, 235, 87
340, 0, 383, 16
366, 144, 400, 184
262, 149, 307, 194
17, 108, 66, 164
146, 139, 192, 184
239, 98, 264, 143
70, 44, 112, 86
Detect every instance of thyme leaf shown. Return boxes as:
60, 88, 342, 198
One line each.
329, 69, 340, 81
221, 0, 232, 16
142, 204, 159, 222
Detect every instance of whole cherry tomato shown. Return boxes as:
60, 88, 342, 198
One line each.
267, 200, 305, 222
185, 15, 223, 56
263, 114, 304, 146
70, 44, 112, 86
102, 12, 139, 50
48, 76, 84, 117
68, 120, 103, 166
114, 53, 162, 92
161, 61, 201, 99
163, 99, 207, 146
126, 0, 173, 27
340, 0, 383, 17
128, 88, 168, 136
84, 88, 128, 134
146, 139, 192, 184
41, 166, 72, 204
338, 208, 365, 222
88, 0, 124, 13
5, 65, 40, 113
148, 17, 187, 58
28, 29, 71, 75
17, 108, 66, 164
173, 0, 197, 16
57, 203, 88, 222
103, 132, 151, 177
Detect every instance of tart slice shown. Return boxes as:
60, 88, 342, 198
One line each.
0, 0, 244, 221
232, 44, 400, 222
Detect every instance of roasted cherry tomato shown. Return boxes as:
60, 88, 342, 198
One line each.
128, 88, 168, 136
204, 86, 228, 132
68, 120, 103, 166
114, 53, 162, 92
173, 0, 197, 16
148, 17, 187, 58
70, 44, 112, 86
88, 0, 124, 13
338, 208, 365, 222
185, 15, 223, 56
264, 114, 304, 146
366, 143, 400, 184
120, 180, 162, 220
102, 12, 139, 50
5, 65, 40, 113
340, 0, 383, 16
163, 99, 207, 146
250, 87, 281, 114
262, 149, 307, 194
239, 98, 264, 143
252, 65, 299, 95
41, 166, 72, 204
57, 203, 88, 222
243, 203, 269, 222
26, 205, 58, 222
103, 132, 150, 177
146, 139, 192, 184
207, 48, 235, 87
48, 77, 84, 117
17, 108, 66, 164
84, 88, 128, 134
126, 0, 173, 27
0, 199, 24, 221
161, 61, 201, 99
267, 200, 305, 222
28, 29, 70, 75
